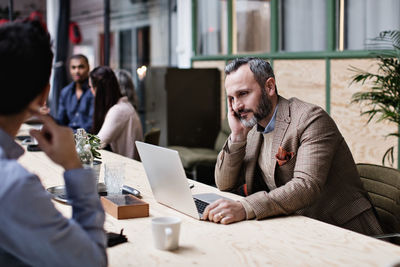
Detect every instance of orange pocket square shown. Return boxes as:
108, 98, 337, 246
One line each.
275, 146, 294, 166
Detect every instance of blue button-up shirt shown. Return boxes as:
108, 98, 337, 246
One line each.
57, 80, 94, 132
257, 105, 278, 134
0, 128, 107, 266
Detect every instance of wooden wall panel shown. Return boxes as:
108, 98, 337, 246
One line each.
274, 60, 326, 109
331, 59, 398, 167
193, 60, 227, 120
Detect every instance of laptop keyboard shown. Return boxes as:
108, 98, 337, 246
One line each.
194, 198, 209, 215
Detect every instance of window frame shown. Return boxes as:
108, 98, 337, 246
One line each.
191, 0, 399, 169
191, 0, 395, 61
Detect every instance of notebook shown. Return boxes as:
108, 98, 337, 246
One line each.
135, 141, 230, 219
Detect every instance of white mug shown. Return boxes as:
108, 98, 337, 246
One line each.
151, 217, 181, 250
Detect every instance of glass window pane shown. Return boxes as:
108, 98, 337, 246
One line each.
235, 0, 270, 54
281, 0, 326, 52
345, 0, 400, 50
119, 30, 133, 73
196, 0, 228, 55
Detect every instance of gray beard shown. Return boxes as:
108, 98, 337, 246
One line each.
239, 92, 272, 128
240, 116, 258, 128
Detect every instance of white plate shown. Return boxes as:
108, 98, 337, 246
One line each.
47, 183, 107, 204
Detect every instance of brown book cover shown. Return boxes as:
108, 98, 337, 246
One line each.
101, 194, 149, 219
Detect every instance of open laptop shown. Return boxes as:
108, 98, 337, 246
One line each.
135, 141, 230, 219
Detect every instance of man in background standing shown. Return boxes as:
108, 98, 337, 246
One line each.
57, 54, 94, 132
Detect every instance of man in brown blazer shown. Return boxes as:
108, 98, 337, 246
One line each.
202, 57, 383, 236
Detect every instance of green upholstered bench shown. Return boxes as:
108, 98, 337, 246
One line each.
169, 119, 230, 183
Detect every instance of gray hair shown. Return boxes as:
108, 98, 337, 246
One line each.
114, 69, 139, 109
225, 57, 277, 94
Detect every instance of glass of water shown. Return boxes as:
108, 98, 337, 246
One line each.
104, 162, 125, 194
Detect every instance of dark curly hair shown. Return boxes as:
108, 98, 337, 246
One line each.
0, 19, 53, 114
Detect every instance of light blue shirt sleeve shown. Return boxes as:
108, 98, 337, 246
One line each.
0, 163, 107, 267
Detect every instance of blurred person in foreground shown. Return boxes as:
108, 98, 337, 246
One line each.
202, 57, 383, 236
0, 20, 107, 266
90, 66, 143, 160
57, 54, 94, 132
115, 69, 139, 110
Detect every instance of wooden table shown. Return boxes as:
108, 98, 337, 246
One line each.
17, 126, 400, 266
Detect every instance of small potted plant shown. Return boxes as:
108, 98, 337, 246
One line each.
75, 129, 102, 183
87, 133, 102, 161
87, 133, 102, 184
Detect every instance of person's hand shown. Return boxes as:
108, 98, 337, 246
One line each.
227, 97, 251, 143
202, 198, 246, 224
39, 105, 50, 115
29, 114, 82, 170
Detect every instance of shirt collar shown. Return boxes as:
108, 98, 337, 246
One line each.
74, 79, 89, 91
0, 128, 25, 159
257, 104, 278, 134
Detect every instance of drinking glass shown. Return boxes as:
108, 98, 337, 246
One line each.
104, 162, 125, 194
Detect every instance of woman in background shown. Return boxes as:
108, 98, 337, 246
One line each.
115, 69, 139, 110
89, 66, 143, 160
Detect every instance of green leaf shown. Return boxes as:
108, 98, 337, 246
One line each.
382, 146, 395, 167
87, 133, 102, 160
350, 30, 400, 167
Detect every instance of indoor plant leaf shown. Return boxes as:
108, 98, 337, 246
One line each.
350, 30, 400, 168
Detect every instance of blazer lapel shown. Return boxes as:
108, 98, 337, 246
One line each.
244, 127, 262, 194
270, 96, 291, 188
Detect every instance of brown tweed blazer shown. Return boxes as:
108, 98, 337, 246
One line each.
215, 96, 382, 234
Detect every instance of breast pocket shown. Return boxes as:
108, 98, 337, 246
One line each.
275, 153, 297, 187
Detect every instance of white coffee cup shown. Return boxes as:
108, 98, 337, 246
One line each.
151, 217, 181, 250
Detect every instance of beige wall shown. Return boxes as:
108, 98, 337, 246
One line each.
274, 59, 326, 109
193, 58, 398, 167
331, 59, 398, 167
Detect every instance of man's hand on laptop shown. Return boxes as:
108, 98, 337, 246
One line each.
202, 199, 246, 224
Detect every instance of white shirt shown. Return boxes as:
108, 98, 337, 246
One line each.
98, 96, 143, 160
